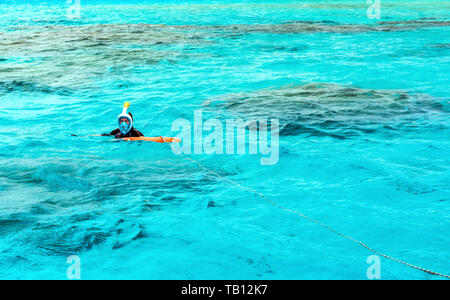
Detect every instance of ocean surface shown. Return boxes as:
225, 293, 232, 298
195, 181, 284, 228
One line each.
0, 0, 449, 279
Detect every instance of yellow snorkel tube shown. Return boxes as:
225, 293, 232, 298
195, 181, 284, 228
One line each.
122, 102, 130, 115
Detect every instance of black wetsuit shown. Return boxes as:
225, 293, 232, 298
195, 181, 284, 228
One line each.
103, 128, 144, 139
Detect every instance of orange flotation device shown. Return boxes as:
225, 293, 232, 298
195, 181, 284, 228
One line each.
122, 136, 181, 143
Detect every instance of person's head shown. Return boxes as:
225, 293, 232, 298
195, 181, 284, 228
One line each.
117, 102, 134, 134
118, 113, 133, 124
118, 115, 132, 134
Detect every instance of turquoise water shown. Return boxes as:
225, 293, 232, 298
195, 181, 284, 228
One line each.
0, 0, 449, 279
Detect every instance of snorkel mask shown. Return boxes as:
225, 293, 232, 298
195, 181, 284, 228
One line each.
117, 102, 133, 135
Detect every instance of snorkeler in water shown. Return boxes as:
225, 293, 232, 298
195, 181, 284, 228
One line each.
103, 112, 144, 138
102, 102, 144, 139
71, 102, 180, 143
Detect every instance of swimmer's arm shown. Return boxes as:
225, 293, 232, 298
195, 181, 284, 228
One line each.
71, 129, 119, 137
71, 134, 103, 137
100, 129, 121, 136
134, 129, 145, 137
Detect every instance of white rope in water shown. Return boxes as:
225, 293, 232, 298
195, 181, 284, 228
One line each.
178, 153, 450, 279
